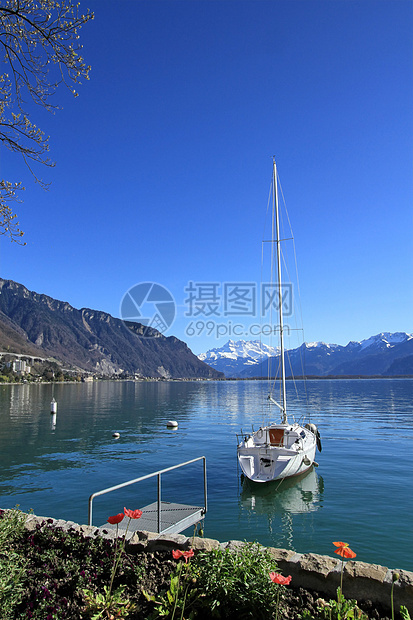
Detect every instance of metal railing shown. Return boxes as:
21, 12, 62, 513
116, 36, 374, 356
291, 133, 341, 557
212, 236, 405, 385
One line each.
88, 456, 207, 531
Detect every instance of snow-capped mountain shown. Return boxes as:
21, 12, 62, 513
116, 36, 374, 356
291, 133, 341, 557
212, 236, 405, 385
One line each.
198, 339, 279, 376
199, 332, 413, 378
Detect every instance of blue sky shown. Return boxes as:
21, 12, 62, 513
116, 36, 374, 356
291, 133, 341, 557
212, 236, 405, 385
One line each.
0, 0, 412, 355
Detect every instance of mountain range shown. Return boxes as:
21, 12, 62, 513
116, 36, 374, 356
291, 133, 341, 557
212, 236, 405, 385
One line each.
199, 333, 413, 378
0, 279, 223, 379
2, 278, 411, 380
199, 339, 279, 377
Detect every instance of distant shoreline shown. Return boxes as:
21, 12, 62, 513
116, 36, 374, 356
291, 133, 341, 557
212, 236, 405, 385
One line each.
0, 375, 412, 386
226, 374, 413, 381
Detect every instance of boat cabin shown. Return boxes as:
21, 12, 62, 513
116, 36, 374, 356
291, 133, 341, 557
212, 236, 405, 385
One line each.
249, 425, 305, 449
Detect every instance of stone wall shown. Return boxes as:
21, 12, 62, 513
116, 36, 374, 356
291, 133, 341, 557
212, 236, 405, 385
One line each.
21, 512, 413, 614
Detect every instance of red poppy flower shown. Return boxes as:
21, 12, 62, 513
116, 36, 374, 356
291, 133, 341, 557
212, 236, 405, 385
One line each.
172, 549, 194, 563
124, 507, 143, 519
269, 572, 292, 585
107, 513, 125, 525
333, 541, 356, 559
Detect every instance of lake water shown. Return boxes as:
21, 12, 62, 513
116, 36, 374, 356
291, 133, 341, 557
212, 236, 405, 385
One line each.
0, 378, 412, 571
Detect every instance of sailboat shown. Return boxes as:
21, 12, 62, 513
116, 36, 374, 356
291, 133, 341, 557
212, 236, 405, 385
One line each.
237, 160, 321, 483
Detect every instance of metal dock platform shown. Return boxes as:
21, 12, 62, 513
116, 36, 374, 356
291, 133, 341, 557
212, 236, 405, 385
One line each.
102, 501, 205, 538
88, 457, 207, 537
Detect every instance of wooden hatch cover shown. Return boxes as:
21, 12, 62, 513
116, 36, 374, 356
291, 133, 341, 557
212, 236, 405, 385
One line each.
269, 428, 284, 446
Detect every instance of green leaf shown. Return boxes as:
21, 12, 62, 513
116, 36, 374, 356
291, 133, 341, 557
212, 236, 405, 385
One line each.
170, 575, 179, 596
142, 589, 156, 602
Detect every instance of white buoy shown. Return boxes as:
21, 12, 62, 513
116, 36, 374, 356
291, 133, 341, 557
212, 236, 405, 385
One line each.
166, 420, 178, 428
112, 432, 120, 439
50, 398, 57, 414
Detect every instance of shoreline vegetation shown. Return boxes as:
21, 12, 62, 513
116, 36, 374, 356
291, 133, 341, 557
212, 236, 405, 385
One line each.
1, 508, 412, 619
0, 375, 412, 386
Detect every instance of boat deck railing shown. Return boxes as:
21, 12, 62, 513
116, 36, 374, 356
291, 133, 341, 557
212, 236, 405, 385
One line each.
88, 456, 207, 535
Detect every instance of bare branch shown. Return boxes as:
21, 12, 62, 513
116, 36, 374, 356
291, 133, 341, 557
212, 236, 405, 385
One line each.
0, 0, 94, 240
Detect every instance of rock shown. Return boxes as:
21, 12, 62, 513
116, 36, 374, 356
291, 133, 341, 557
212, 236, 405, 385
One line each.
285, 553, 341, 597
300, 553, 340, 577
79, 524, 98, 537
61, 520, 80, 532
145, 533, 189, 552
191, 536, 220, 551
345, 561, 388, 582
131, 529, 159, 542
267, 547, 297, 564
24, 515, 44, 531
97, 527, 120, 542
221, 540, 247, 552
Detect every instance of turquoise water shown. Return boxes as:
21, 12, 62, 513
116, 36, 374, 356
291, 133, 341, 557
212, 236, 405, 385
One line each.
0, 379, 412, 570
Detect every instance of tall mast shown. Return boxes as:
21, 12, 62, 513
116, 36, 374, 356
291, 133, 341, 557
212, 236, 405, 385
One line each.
273, 159, 287, 422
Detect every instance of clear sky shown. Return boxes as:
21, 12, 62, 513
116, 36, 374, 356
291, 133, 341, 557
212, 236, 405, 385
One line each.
0, 0, 412, 356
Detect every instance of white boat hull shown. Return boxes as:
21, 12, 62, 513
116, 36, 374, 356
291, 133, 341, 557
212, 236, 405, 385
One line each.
237, 423, 317, 483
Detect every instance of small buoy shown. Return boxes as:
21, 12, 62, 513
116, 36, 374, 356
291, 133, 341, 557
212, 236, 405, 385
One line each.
50, 398, 57, 414
166, 420, 178, 428
112, 432, 120, 439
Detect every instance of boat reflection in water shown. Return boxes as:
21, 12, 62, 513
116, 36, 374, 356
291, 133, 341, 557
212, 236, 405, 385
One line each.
241, 466, 324, 515
240, 466, 324, 549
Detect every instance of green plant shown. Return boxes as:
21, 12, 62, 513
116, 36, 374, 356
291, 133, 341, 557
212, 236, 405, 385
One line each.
188, 542, 280, 619
269, 572, 292, 620
400, 606, 411, 620
313, 592, 368, 620
0, 507, 28, 619
392, 574, 411, 620
83, 584, 136, 619
391, 572, 400, 620
143, 548, 195, 620
83, 507, 142, 619
20, 519, 114, 618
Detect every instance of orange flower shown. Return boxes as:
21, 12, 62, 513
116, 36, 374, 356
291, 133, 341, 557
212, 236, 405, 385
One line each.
124, 507, 143, 519
333, 541, 356, 559
107, 513, 125, 525
269, 572, 292, 585
172, 549, 194, 563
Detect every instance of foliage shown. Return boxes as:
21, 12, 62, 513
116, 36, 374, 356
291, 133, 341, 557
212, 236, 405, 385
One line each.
0, 513, 407, 619
0, 0, 94, 241
400, 606, 411, 620
83, 507, 143, 619
144, 551, 198, 620
269, 572, 292, 620
0, 506, 27, 546
83, 585, 137, 619
0, 507, 28, 618
179, 542, 281, 619
7, 518, 143, 619
300, 588, 368, 620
